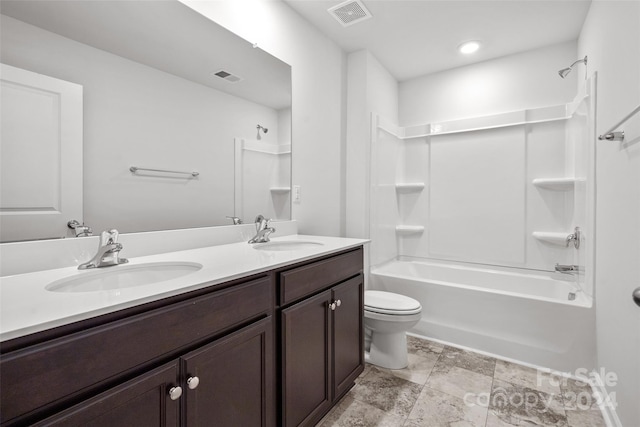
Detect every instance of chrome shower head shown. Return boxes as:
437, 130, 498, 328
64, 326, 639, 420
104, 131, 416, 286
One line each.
256, 124, 268, 140
558, 56, 588, 79
558, 67, 573, 78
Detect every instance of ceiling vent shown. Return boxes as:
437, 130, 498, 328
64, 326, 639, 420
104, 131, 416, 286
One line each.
328, 0, 372, 27
211, 69, 243, 83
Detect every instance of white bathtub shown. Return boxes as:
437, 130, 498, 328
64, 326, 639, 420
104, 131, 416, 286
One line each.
370, 259, 596, 372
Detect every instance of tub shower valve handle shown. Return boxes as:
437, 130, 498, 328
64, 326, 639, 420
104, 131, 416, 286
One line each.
566, 226, 581, 249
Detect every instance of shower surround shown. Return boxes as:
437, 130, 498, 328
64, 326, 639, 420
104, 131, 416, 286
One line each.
368, 78, 597, 373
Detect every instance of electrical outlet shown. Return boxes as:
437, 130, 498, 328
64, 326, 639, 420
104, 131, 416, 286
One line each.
293, 185, 301, 203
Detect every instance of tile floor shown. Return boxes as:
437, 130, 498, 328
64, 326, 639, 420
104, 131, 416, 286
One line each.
317, 336, 607, 427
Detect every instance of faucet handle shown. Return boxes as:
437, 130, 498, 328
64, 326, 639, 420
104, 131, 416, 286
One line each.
108, 229, 120, 243
99, 229, 120, 245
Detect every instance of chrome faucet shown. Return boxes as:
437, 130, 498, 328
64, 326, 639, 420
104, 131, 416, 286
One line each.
67, 220, 93, 237
555, 263, 581, 274
248, 215, 275, 244
226, 216, 243, 225
79, 229, 128, 270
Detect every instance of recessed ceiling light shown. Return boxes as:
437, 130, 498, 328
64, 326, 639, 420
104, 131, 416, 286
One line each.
458, 41, 481, 54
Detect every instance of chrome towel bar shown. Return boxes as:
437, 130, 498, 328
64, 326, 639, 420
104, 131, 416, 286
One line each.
598, 104, 640, 141
130, 166, 199, 177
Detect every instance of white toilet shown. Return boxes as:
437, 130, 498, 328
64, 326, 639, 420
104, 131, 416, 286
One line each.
364, 290, 422, 370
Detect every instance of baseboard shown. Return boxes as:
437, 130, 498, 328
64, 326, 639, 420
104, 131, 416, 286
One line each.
589, 370, 623, 427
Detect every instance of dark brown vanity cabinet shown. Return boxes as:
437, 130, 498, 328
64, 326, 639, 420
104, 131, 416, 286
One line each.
32, 317, 274, 427
0, 245, 364, 427
279, 248, 364, 427
1, 275, 275, 427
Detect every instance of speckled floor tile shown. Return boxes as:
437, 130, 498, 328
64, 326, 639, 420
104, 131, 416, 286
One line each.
355, 364, 373, 384
316, 394, 406, 427
317, 336, 608, 427
565, 408, 607, 427
348, 366, 423, 418
560, 378, 606, 427
407, 335, 444, 357
426, 365, 494, 402
494, 359, 562, 396
406, 386, 488, 427
434, 345, 497, 377
559, 377, 598, 410
378, 352, 439, 385
488, 379, 567, 427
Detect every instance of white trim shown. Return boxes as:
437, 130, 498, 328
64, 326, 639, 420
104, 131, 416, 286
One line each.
379, 103, 580, 140
589, 370, 623, 427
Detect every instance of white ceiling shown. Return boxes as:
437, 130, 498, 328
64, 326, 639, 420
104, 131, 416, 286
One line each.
284, 0, 592, 81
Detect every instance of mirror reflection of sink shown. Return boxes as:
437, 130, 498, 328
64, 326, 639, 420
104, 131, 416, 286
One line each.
46, 262, 202, 293
252, 240, 324, 252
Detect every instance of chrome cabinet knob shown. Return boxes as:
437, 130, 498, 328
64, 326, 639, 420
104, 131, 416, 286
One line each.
633, 287, 640, 307
187, 376, 200, 390
329, 300, 341, 311
168, 386, 183, 401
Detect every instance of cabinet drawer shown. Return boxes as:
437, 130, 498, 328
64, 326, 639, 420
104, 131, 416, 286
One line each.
279, 248, 363, 305
0, 276, 273, 425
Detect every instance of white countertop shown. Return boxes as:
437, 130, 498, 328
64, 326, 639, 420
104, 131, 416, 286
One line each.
0, 235, 367, 342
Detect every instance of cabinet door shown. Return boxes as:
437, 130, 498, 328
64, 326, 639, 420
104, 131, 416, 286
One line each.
332, 275, 364, 400
32, 362, 180, 427
182, 317, 274, 427
281, 289, 332, 427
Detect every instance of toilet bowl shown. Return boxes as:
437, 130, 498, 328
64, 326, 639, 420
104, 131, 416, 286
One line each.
364, 290, 422, 370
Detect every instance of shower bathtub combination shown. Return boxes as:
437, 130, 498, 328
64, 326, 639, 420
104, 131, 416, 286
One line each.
370, 259, 595, 372
368, 77, 597, 373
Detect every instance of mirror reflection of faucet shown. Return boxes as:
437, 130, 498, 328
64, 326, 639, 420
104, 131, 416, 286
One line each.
248, 214, 275, 244
226, 216, 243, 225
67, 220, 93, 237
78, 229, 128, 270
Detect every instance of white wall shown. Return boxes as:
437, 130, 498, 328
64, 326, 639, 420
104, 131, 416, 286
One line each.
394, 43, 582, 271
400, 41, 578, 126
181, 0, 346, 237
345, 50, 398, 240
578, 2, 640, 426
1, 14, 280, 233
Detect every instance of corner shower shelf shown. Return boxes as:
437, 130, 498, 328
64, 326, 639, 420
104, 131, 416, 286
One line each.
395, 183, 425, 193
270, 187, 291, 194
532, 178, 579, 191
532, 232, 569, 246
395, 225, 424, 235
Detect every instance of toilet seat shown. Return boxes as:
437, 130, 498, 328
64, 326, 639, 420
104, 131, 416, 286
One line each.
365, 290, 422, 316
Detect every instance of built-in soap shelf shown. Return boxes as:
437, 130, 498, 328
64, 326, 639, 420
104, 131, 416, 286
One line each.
395, 183, 425, 193
270, 187, 291, 194
396, 225, 424, 235
532, 178, 582, 191
532, 232, 569, 246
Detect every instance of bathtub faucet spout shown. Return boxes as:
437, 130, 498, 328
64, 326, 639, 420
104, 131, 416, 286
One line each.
555, 263, 581, 274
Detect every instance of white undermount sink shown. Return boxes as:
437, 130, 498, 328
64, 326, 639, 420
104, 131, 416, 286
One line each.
252, 240, 324, 251
46, 262, 203, 293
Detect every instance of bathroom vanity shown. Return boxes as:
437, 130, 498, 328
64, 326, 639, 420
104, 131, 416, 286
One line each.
0, 237, 365, 426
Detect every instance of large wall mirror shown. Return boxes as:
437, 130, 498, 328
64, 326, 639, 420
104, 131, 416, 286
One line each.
0, 0, 292, 242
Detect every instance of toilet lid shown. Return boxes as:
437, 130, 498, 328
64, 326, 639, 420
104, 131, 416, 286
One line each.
365, 290, 422, 315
